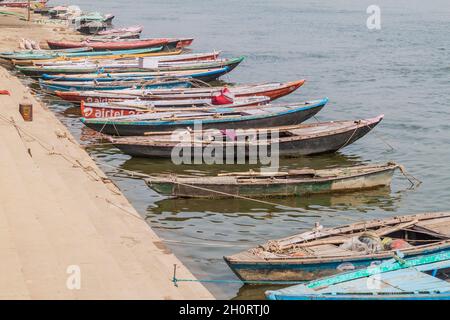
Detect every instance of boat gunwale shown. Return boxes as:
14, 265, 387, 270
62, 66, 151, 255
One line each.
109, 114, 381, 147
145, 163, 399, 186
225, 212, 450, 264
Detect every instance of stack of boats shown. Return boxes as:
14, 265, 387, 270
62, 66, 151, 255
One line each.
3, 5, 444, 300
0, 6, 394, 225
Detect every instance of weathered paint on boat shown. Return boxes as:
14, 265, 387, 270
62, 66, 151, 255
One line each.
266, 251, 450, 300
54, 80, 305, 104
18, 56, 244, 76
40, 67, 231, 83
224, 212, 450, 281
107, 115, 382, 158
80, 96, 269, 119
80, 98, 328, 136
145, 163, 398, 199
39, 79, 192, 92
47, 38, 170, 51
55, 80, 305, 103
11, 48, 180, 65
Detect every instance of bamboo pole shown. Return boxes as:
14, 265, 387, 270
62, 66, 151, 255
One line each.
27, 0, 31, 21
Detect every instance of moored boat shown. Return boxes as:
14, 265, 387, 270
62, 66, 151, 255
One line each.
39, 78, 192, 92
54, 80, 305, 104
17, 56, 244, 76
107, 114, 381, 158
266, 250, 450, 300
81, 98, 328, 135
47, 38, 193, 51
13, 51, 218, 66
38, 68, 232, 91
8, 47, 165, 63
47, 38, 170, 51
145, 163, 399, 199
80, 96, 270, 118
225, 212, 450, 282
97, 26, 143, 36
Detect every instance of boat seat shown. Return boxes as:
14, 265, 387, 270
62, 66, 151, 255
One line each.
319, 267, 450, 294
307, 244, 360, 257
416, 217, 450, 237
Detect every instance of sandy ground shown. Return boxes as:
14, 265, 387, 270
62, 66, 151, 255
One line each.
0, 8, 83, 51
0, 10, 213, 299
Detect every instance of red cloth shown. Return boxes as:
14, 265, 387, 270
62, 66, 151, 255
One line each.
390, 239, 410, 250
0, 90, 10, 95
211, 88, 234, 105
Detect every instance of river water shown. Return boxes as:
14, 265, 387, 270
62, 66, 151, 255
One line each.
44, 0, 450, 299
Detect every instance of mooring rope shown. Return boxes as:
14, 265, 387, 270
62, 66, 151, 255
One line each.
171, 264, 305, 287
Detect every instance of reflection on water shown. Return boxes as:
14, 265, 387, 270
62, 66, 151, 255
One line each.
148, 187, 397, 216
232, 285, 289, 301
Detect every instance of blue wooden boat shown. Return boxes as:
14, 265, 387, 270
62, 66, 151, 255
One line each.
225, 212, 450, 282
80, 98, 328, 136
39, 67, 230, 83
266, 251, 450, 300
39, 79, 192, 92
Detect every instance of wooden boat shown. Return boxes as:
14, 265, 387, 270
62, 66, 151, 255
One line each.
39, 79, 192, 92
145, 163, 399, 199
17, 56, 244, 76
87, 31, 142, 41
107, 114, 381, 158
0, 47, 93, 60
266, 250, 450, 300
47, 38, 193, 51
80, 96, 270, 118
47, 39, 170, 51
0, 0, 47, 7
54, 80, 305, 104
14, 51, 218, 66
76, 21, 109, 35
81, 98, 328, 135
8, 47, 165, 63
224, 212, 450, 282
97, 26, 143, 36
38, 68, 231, 91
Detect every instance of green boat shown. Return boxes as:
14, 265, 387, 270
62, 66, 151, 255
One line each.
145, 163, 399, 199
16, 56, 244, 76
266, 250, 450, 300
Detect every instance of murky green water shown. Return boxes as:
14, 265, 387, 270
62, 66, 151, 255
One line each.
39, 0, 450, 299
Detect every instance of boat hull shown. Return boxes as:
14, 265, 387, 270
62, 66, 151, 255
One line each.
81, 103, 325, 136
40, 67, 230, 83
147, 166, 396, 199
226, 245, 450, 282
47, 39, 169, 51
80, 98, 268, 119
110, 116, 379, 158
54, 80, 305, 104
23, 57, 243, 77
40, 80, 192, 92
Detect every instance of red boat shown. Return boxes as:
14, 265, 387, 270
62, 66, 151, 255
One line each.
47, 38, 193, 51
56, 80, 306, 104
80, 96, 270, 119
